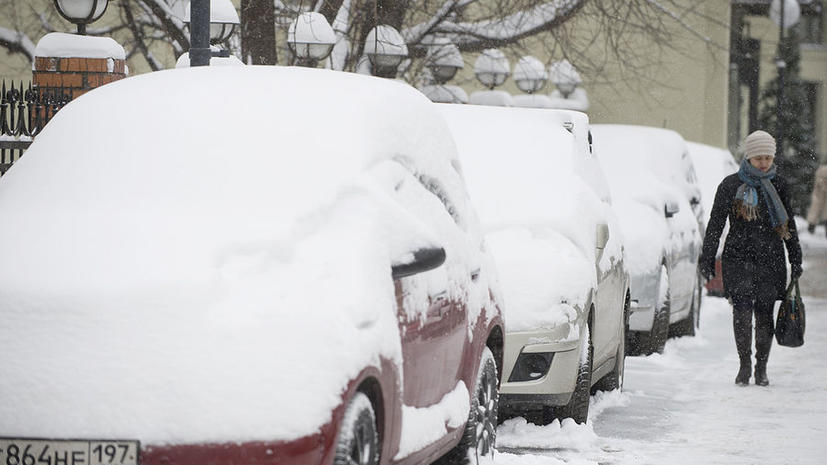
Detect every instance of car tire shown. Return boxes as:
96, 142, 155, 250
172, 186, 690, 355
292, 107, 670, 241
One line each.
547, 324, 593, 424
333, 392, 379, 465
435, 347, 498, 465
633, 264, 670, 355
593, 294, 628, 393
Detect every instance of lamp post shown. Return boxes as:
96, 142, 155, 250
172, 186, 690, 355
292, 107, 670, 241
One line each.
770, 0, 801, 159
185, 0, 240, 66
288, 12, 335, 68
364, 25, 408, 78
188, 0, 211, 67
53, 0, 109, 35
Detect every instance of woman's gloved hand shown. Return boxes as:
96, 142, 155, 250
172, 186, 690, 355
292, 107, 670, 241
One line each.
700, 261, 715, 281
791, 263, 803, 280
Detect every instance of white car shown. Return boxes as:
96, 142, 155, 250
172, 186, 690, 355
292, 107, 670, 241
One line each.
0, 67, 506, 465
591, 124, 703, 355
439, 104, 629, 425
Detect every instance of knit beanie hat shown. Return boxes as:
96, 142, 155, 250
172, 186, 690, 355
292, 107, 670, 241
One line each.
743, 130, 776, 159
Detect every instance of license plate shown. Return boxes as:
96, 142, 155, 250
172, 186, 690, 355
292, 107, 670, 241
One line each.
0, 438, 139, 465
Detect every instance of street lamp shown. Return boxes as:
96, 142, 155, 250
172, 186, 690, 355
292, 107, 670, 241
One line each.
473, 49, 509, 90
288, 12, 335, 68
185, 0, 240, 45
419, 38, 467, 103
549, 59, 580, 98
53, 0, 109, 35
469, 49, 511, 106
770, 0, 801, 159
364, 25, 408, 78
185, 0, 240, 66
548, 59, 589, 111
426, 38, 463, 84
513, 56, 548, 94
512, 55, 553, 108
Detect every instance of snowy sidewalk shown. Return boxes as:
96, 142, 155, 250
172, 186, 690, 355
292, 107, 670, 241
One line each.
492, 230, 827, 465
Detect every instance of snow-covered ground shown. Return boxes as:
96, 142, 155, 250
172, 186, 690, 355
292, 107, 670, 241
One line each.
492, 224, 827, 464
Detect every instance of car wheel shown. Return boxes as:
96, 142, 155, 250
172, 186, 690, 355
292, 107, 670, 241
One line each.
634, 264, 670, 355
435, 347, 498, 465
333, 392, 379, 465
547, 324, 593, 424
593, 294, 628, 392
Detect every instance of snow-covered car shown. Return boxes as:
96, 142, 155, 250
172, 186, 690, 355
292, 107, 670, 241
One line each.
687, 141, 738, 297
439, 104, 629, 425
0, 67, 505, 465
591, 124, 703, 355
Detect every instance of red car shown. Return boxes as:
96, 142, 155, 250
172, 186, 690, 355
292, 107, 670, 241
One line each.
0, 67, 504, 465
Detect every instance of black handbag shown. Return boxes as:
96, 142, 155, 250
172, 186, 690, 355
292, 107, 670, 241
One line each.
775, 279, 805, 347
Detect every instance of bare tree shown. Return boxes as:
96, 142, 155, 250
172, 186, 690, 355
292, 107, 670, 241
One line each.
1, 0, 726, 86
241, 0, 277, 64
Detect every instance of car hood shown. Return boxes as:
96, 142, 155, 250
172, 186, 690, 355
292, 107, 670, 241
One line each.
0, 206, 402, 446
0, 171, 427, 445
484, 226, 595, 332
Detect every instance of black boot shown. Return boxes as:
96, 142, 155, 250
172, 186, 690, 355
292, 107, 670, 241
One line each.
735, 360, 751, 386
808, 223, 816, 234
733, 305, 752, 385
754, 305, 773, 387
754, 361, 769, 386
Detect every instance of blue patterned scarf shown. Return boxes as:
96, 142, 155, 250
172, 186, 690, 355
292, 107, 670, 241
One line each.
735, 158, 790, 239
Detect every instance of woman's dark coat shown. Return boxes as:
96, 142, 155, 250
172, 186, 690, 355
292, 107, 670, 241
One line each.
700, 172, 802, 300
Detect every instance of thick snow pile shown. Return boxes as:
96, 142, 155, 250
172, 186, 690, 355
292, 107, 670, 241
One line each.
0, 66, 491, 445
34, 32, 125, 60
591, 124, 700, 275
438, 104, 617, 331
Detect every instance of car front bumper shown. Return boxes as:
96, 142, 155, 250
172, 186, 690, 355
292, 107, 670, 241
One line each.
498, 325, 583, 411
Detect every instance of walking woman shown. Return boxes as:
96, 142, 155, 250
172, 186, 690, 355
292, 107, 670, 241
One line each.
699, 130, 802, 386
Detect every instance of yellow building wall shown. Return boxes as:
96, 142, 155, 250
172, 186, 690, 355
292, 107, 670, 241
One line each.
454, 1, 732, 149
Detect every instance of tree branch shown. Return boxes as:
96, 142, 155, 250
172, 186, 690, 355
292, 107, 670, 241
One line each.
0, 26, 35, 61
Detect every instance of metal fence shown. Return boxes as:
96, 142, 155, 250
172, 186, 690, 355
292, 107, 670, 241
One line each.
0, 80, 70, 175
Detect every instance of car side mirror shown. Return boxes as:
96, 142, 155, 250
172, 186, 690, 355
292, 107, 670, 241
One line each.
596, 223, 610, 250
392, 247, 446, 280
595, 223, 610, 262
665, 200, 680, 218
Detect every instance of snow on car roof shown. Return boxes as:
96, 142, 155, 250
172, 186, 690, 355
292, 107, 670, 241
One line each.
0, 66, 458, 292
591, 124, 699, 274
0, 66, 471, 444
591, 124, 685, 209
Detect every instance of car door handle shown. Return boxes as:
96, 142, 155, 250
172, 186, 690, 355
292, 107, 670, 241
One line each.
470, 268, 481, 282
